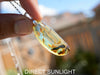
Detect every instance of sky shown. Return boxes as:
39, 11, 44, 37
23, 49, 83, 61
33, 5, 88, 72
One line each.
1, 0, 100, 17
38, 0, 100, 17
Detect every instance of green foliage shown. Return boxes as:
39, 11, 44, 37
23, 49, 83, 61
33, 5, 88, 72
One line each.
7, 69, 34, 75
23, 69, 34, 75
7, 70, 17, 75
56, 48, 100, 75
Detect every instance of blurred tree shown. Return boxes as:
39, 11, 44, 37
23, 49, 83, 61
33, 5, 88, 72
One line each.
56, 48, 100, 75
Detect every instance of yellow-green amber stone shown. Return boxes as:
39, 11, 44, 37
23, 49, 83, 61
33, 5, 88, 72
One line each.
33, 20, 70, 56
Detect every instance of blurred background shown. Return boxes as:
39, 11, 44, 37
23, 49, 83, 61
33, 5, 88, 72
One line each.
0, 0, 100, 75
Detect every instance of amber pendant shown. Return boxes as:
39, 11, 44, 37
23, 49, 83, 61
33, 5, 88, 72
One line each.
33, 20, 70, 56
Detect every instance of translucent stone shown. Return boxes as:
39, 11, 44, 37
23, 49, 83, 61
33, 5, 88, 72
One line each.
33, 20, 70, 56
